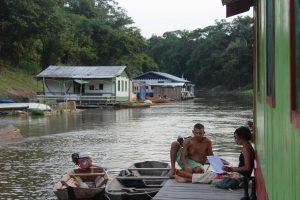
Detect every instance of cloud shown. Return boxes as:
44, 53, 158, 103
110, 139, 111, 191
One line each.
116, 0, 252, 38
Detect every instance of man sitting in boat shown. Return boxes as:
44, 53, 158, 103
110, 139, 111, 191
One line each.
168, 123, 213, 178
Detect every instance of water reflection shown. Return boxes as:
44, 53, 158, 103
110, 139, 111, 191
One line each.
0, 93, 252, 199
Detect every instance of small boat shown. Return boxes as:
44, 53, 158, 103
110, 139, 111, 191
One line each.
105, 161, 170, 200
0, 103, 51, 111
53, 166, 108, 200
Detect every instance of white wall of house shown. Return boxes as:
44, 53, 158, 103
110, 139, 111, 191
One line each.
84, 80, 115, 96
115, 77, 129, 97
133, 79, 174, 94
44, 78, 133, 98
133, 79, 172, 85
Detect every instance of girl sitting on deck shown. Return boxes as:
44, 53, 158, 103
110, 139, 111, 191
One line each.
222, 126, 255, 178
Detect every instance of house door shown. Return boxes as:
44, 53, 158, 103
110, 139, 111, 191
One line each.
74, 82, 85, 94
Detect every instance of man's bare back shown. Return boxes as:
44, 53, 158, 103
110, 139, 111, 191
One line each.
186, 136, 213, 165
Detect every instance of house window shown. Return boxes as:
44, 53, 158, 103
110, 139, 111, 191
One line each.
89, 85, 94, 90
99, 83, 103, 90
122, 80, 124, 92
290, 0, 300, 129
151, 86, 154, 90
118, 80, 120, 91
266, 0, 275, 107
125, 81, 127, 91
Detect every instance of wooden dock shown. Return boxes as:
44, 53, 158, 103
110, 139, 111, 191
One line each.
153, 179, 245, 200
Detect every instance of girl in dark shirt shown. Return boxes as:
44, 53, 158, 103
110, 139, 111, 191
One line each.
222, 126, 255, 178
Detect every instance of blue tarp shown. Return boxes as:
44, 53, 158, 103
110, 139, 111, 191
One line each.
0, 99, 15, 103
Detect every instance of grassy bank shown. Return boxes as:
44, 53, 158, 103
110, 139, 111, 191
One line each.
0, 68, 42, 101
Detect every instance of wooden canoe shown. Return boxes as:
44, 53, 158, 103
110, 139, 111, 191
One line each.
105, 161, 170, 200
53, 166, 108, 200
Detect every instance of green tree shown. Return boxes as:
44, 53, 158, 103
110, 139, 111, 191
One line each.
147, 17, 253, 90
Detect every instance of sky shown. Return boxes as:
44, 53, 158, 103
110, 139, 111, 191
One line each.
116, 0, 253, 38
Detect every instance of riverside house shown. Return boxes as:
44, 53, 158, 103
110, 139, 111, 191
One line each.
36, 65, 131, 105
132, 71, 195, 100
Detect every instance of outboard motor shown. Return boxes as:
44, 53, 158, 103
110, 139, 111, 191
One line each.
71, 152, 92, 169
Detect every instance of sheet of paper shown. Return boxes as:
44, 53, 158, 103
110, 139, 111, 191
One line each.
207, 155, 226, 174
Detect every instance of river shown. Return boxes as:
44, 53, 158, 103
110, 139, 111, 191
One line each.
0, 92, 252, 200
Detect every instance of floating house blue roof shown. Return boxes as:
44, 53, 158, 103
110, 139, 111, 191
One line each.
133, 71, 190, 83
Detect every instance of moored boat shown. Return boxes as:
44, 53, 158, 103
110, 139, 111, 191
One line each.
105, 161, 170, 200
53, 166, 108, 200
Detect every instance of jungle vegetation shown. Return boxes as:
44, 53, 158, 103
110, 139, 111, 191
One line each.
0, 0, 253, 91
147, 17, 253, 90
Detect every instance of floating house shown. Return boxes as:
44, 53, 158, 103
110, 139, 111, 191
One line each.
132, 71, 195, 100
36, 65, 131, 105
222, 0, 300, 199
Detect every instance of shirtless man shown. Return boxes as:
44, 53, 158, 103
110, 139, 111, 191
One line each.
168, 123, 213, 177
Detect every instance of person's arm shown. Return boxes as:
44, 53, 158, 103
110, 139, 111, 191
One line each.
207, 139, 213, 156
180, 138, 192, 173
222, 147, 252, 173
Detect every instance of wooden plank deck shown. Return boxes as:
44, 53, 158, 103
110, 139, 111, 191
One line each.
153, 179, 244, 200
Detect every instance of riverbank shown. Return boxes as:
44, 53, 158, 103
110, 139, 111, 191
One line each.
196, 87, 253, 97
0, 67, 41, 101
0, 67, 253, 102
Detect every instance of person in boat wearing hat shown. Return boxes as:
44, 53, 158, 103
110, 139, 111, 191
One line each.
167, 123, 213, 178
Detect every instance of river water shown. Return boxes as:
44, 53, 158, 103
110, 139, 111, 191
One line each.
0, 92, 252, 200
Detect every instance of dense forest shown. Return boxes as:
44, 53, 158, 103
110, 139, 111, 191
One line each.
148, 17, 253, 90
0, 0, 253, 90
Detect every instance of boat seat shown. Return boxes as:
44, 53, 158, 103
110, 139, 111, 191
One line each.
117, 176, 169, 188
117, 176, 169, 180
95, 176, 107, 188
122, 187, 160, 192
